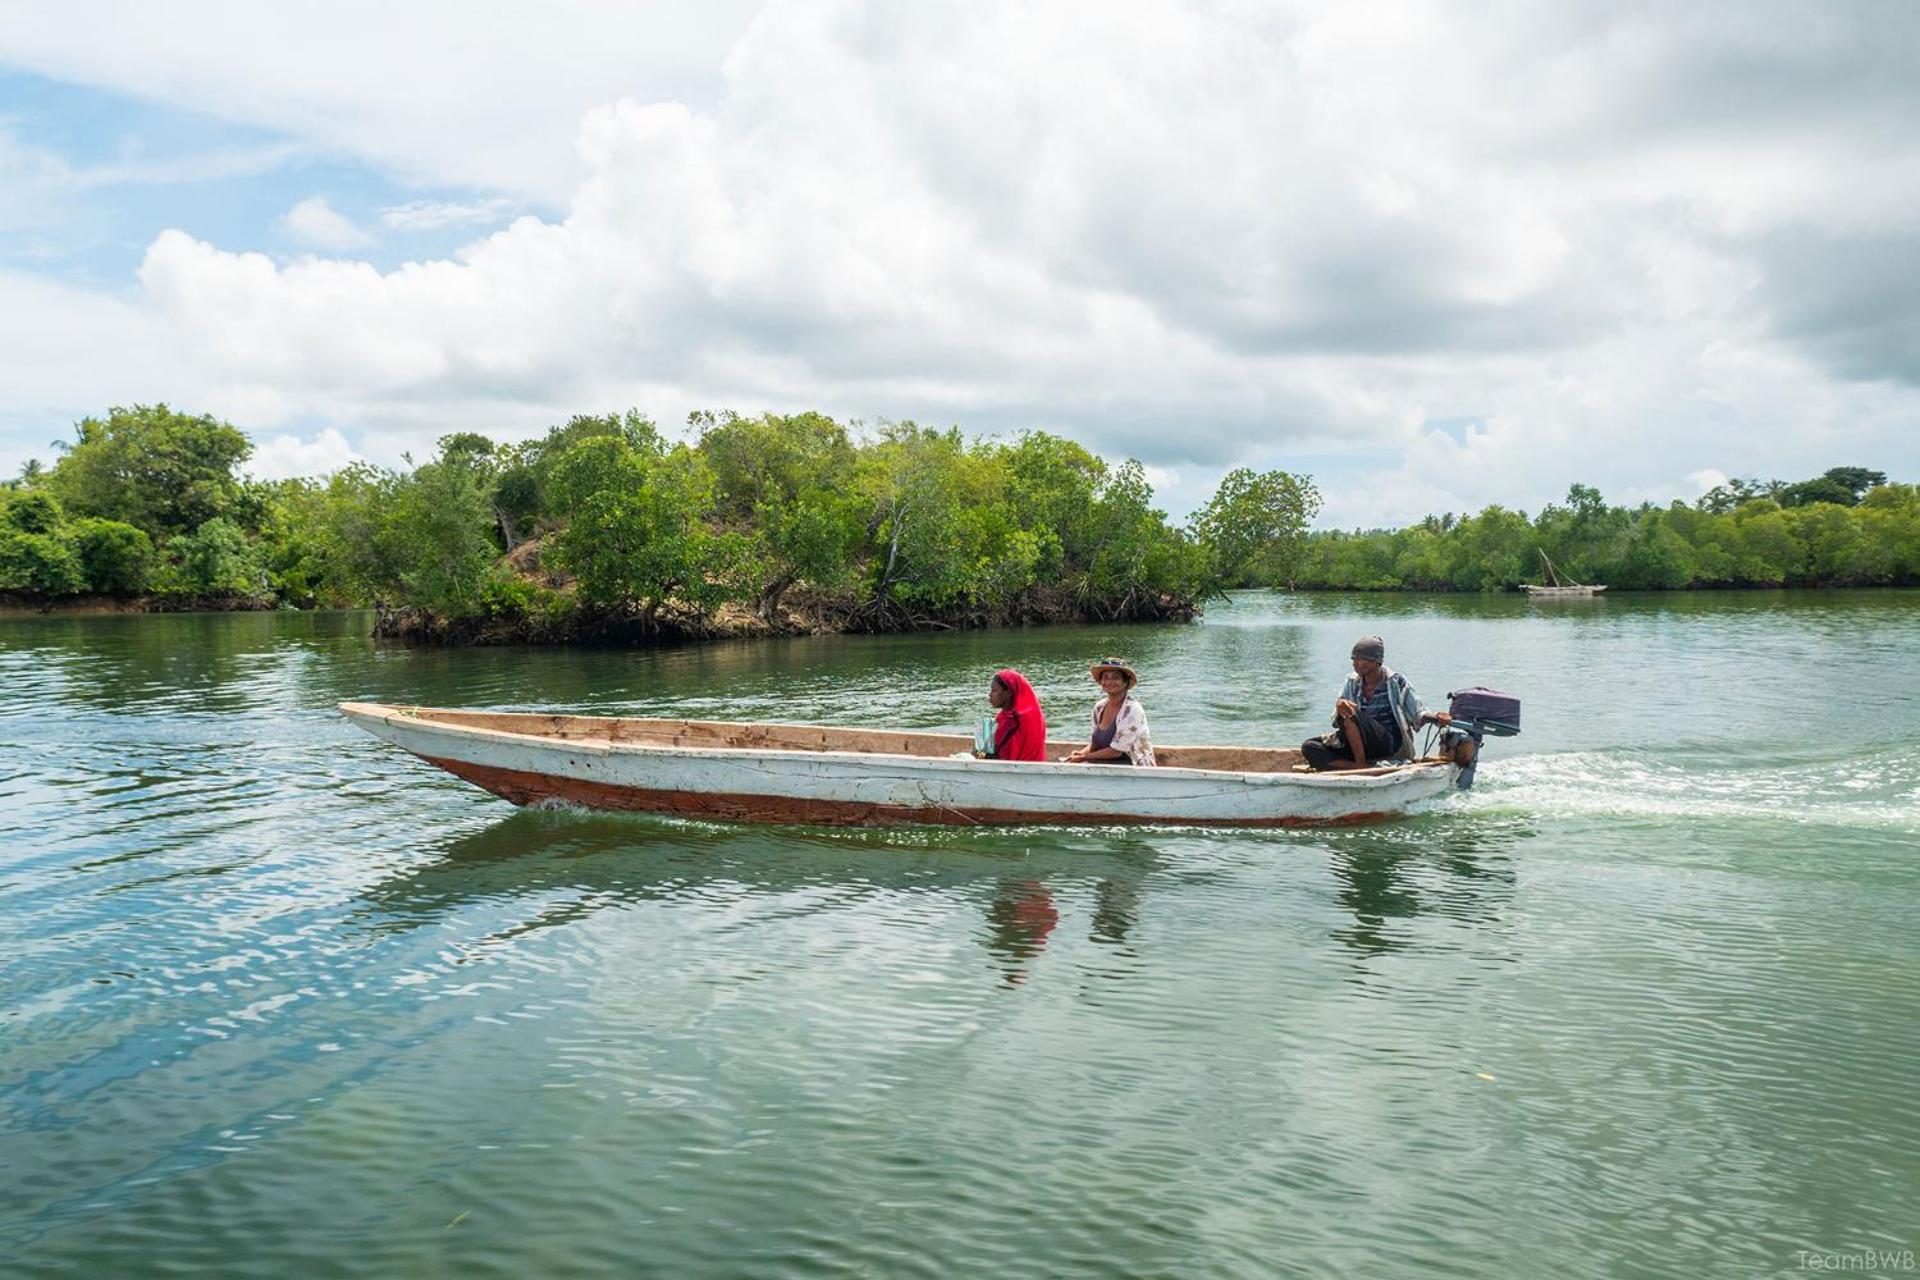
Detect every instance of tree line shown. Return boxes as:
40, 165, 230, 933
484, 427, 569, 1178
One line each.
0, 404, 1317, 635
1287, 472, 1919, 591
2, 405, 1909, 629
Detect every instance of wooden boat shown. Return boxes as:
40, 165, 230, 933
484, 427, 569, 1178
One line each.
339, 702, 1465, 828
1522, 549, 1605, 598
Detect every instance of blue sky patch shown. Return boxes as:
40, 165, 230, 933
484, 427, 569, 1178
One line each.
1, 69, 522, 288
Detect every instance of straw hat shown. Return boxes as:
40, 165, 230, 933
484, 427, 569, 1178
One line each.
1089, 656, 1137, 688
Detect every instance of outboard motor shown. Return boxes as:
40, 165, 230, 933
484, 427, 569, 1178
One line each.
1442, 687, 1520, 789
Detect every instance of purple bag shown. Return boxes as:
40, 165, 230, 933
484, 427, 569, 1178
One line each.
1448, 687, 1520, 735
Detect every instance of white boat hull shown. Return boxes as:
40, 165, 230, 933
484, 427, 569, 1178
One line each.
339, 702, 1461, 828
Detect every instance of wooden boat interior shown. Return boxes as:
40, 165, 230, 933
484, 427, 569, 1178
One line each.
383, 705, 1320, 775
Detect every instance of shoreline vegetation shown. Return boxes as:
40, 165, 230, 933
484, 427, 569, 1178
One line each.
2, 405, 1914, 645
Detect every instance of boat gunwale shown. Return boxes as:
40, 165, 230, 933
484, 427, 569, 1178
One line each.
338, 701, 1455, 791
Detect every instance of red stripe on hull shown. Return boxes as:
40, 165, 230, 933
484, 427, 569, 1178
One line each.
418, 754, 1397, 829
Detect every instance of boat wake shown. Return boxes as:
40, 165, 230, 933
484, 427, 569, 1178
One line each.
1467, 746, 1920, 834
529, 796, 593, 814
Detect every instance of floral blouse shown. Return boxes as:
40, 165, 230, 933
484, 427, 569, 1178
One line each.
1090, 693, 1156, 767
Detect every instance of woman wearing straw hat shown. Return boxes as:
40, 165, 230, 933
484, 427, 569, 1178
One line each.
1064, 657, 1157, 767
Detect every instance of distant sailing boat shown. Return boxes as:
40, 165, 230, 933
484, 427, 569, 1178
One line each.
1522, 550, 1606, 598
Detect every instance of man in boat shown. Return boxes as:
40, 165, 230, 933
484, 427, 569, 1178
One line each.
1301, 635, 1451, 771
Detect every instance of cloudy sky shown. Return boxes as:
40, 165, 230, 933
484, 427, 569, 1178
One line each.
2, 0, 1915, 526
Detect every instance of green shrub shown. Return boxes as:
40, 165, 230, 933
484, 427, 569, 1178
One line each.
2, 491, 66, 535
70, 518, 155, 595
479, 576, 538, 617
171, 517, 267, 597
0, 531, 86, 596
45, 404, 252, 537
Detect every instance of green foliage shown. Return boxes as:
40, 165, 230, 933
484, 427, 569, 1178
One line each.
0, 491, 154, 597
1701, 465, 1886, 513
169, 517, 267, 598
548, 436, 751, 620
697, 411, 864, 614
1295, 473, 1919, 591
1778, 467, 1886, 508
470, 576, 570, 625
436, 432, 498, 467
1779, 476, 1854, 508
264, 464, 389, 604
1449, 506, 1536, 591
1192, 467, 1322, 587
1788, 503, 1866, 581
1619, 509, 1695, 590
4, 403, 1216, 618
1080, 460, 1173, 598
252, 480, 335, 606
1697, 477, 1776, 515
1026, 455, 1204, 613
268, 441, 498, 612
386, 448, 502, 613
69, 518, 155, 595
492, 411, 663, 542
1820, 467, 1888, 501
0, 531, 86, 596
997, 432, 1106, 573
3, 490, 67, 534
858, 425, 1006, 608
28, 398, 1907, 618
46, 404, 253, 537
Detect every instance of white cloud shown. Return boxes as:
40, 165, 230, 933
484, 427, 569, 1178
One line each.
246, 427, 360, 480
0, 268, 176, 407
379, 198, 517, 232
1686, 468, 1730, 497
2, 0, 1918, 523
280, 196, 372, 251
0, 0, 764, 201
1140, 465, 1180, 495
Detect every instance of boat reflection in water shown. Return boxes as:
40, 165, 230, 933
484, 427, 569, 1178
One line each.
985, 880, 1059, 986
351, 805, 1529, 993
1320, 813, 1533, 962
353, 809, 1165, 985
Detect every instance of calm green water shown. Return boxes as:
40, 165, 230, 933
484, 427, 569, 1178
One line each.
3, 593, 1917, 1278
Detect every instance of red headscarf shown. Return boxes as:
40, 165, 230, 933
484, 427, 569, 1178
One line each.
992, 669, 1048, 762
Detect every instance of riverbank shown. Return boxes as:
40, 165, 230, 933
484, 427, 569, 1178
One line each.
370, 584, 1199, 646
372, 576, 1920, 650
0, 592, 275, 617
12, 578, 1919, 634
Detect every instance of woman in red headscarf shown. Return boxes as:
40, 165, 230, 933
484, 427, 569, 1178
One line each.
985, 669, 1048, 762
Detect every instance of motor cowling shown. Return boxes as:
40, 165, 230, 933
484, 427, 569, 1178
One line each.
1442, 687, 1520, 789
1447, 687, 1520, 737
